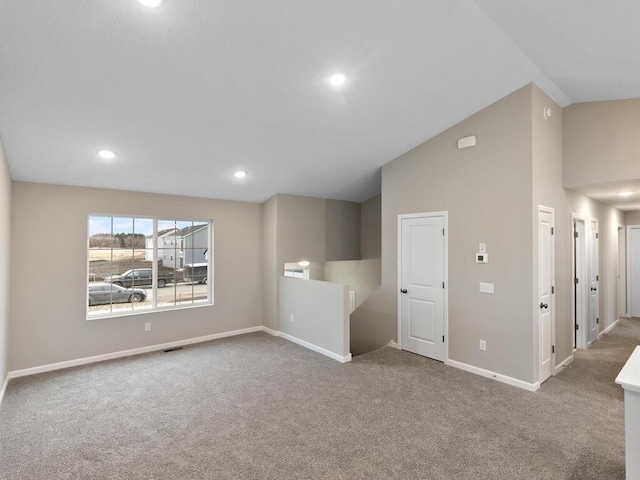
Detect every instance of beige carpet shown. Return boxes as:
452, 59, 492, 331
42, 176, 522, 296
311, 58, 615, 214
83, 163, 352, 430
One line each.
1, 318, 638, 479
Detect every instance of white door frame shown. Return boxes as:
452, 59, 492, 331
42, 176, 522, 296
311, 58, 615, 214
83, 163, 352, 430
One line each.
628, 225, 640, 317
397, 211, 449, 362
571, 214, 588, 349
536, 206, 556, 383
588, 218, 599, 346
618, 226, 627, 319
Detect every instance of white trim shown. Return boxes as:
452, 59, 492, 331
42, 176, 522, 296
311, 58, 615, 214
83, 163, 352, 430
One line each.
554, 354, 574, 375
628, 225, 640, 318
8, 326, 263, 379
446, 359, 540, 392
0, 374, 9, 405
571, 214, 588, 349
397, 211, 448, 363
385, 340, 400, 350
600, 318, 620, 337
588, 217, 600, 346
261, 326, 279, 337
262, 327, 351, 363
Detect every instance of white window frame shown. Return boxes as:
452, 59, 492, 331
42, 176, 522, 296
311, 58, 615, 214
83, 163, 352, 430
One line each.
87, 215, 214, 320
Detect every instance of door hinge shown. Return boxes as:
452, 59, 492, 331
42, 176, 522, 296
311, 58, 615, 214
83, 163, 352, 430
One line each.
597, 318, 599, 324
574, 231, 579, 238
551, 227, 554, 235
551, 286, 555, 294
442, 281, 445, 289
596, 232, 599, 239
575, 324, 579, 331
442, 335, 445, 343
596, 275, 599, 281
552, 345, 555, 354
574, 278, 579, 284
442, 228, 445, 236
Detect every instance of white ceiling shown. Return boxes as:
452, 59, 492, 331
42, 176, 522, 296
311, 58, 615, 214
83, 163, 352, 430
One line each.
0, 0, 638, 205
572, 180, 640, 212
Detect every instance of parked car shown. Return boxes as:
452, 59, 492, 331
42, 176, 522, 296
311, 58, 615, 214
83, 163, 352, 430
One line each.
183, 263, 207, 284
104, 268, 173, 288
88, 284, 147, 306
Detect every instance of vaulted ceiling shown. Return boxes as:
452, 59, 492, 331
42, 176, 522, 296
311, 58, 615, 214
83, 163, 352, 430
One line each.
0, 1, 638, 204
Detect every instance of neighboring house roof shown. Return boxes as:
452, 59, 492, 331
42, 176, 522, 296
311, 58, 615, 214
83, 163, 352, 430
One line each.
178, 224, 208, 237
146, 227, 179, 239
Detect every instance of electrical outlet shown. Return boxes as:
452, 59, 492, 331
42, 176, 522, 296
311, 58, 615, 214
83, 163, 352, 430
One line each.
290, 314, 294, 323
145, 322, 151, 332
479, 340, 487, 351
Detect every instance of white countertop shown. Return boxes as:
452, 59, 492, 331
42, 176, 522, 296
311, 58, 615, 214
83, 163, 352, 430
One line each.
616, 346, 640, 394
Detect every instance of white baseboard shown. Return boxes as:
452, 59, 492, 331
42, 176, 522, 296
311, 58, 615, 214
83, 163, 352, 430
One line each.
261, 327, 351, 363
8, 326, 264, 379
600, 318, 619, 337
554, 354, 573, 375
446, 359, 540, 392
0, 373, 8, 406
385, 340, 400, 350
262, 326, 278, 337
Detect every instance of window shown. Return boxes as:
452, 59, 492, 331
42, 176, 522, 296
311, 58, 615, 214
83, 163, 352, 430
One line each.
88, 216, 212, 319
284, 268, 309, 279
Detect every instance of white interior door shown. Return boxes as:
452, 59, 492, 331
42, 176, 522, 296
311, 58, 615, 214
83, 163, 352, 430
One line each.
629, 225, 640, 317
399, 214, 445, 361
573, 218, 587, 349
618, 227, 627, 318
538, 207, 553, 383
588, 219, 599, 346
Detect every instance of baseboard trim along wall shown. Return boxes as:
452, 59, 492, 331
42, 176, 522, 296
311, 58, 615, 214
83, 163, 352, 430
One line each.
262, 327, 352, 363
385, 340, 400, 350
554, 354, 574, 375
446, 359, 540, 392
0, 374, 8, 405
8, 326, 264, 379
600, 318, 620, 337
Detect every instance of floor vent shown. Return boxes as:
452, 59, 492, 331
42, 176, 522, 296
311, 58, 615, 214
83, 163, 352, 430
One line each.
164, 347, 184, 353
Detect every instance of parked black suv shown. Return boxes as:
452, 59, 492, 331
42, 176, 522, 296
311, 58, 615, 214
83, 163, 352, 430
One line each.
104, 268, 173, 288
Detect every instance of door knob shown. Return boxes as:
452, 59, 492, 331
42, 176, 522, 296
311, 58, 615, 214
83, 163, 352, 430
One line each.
400, 289, 408, 294
590, 287, 597, 292
540, 303, 548, 309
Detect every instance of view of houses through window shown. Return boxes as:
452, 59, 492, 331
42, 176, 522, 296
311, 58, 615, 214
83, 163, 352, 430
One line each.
88, 216, 211, 318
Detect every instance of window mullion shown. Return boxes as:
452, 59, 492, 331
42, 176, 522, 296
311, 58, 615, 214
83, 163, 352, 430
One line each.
152, 218, 158, 309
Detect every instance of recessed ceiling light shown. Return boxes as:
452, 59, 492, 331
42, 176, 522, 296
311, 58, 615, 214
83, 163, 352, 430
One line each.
329, 73, 347, 87
137, 0, 161, 8
234, 170, 247, 179
298, 261, 310, 267
98, 149, 116, 160
618, 191, 634, 197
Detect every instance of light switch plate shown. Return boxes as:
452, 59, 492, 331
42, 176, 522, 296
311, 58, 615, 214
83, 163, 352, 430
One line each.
479, 282, 494, 294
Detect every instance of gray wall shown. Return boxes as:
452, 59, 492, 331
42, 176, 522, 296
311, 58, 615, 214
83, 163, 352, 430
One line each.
10, 183, 263, 371
324, 259, 381, 310
385, 85, 536, 382
360, 195, 381, 259
262, 196, 278, 330
353, 86, 537, 381
261, 194, 362, 332
531, 85, 572, 367
563, 99, 640, 189
626, 211, 640, 225
279, 277, 350, 358
0, 142, 10, 385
